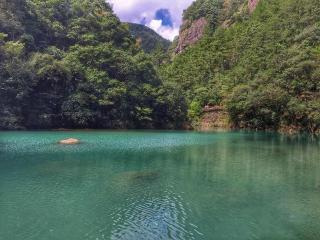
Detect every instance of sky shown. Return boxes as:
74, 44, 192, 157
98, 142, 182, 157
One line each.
107, 0, 194, 41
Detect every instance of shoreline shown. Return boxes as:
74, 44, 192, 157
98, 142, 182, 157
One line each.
0, 127, 318, 136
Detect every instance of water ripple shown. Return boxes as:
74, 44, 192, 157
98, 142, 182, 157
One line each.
110, 188, 202, 240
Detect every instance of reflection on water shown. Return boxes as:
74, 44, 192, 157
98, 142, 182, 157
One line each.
0, 131, 319, 240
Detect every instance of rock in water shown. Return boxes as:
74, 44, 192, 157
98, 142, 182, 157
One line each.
58, 138, 80, 145
115, 171, 160, 187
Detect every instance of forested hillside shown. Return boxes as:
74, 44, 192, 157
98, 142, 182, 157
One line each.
161, 0, 320, 133
0, 0, 319, 133
128, 23, 170, 53
0, 0, 187, 130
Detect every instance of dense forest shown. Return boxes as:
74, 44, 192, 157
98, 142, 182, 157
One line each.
0, 0, 319, 133
161, 0, 320, 133
0, 0, 186, 130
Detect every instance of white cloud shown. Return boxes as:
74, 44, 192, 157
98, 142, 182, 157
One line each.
107, 0, 194, 40
149, 19, 162, 31
148, 19, 179, 40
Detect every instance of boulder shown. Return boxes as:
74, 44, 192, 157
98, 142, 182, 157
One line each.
58, 138, 80, 145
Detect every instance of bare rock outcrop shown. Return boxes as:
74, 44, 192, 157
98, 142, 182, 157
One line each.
175, 17, 208, 54
199, 106, 230, 131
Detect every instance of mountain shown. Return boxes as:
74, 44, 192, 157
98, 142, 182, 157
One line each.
0, 0, 186, 130
161, 0, 320, 133
0, 0, 319, 134
127, 23, 171, 53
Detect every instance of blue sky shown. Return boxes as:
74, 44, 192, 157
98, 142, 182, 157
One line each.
108, 0, 194, 40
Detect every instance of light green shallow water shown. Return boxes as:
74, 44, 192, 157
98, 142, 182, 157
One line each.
0, 131, 320, 240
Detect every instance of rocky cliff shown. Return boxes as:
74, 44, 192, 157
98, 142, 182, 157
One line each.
175, 17, 208, 54
175, 0, 248, 54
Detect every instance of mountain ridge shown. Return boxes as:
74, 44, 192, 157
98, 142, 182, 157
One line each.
127, 22, 171, 53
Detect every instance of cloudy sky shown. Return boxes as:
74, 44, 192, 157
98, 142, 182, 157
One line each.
108, 0, 194, 41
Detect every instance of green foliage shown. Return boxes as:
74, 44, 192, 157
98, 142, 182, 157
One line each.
0, 0, 187, 129
162, 0, 320, 133
227, 84, 289, 129
0, 36, 32, 129
188, 100, 203, 120
127, 23, 170, 53
183, 0, 224, 28
182, 0, 245, 30
1, 0, 319, 133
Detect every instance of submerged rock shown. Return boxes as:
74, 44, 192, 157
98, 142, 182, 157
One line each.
129, 171, 160, 182
58, 138, 80, 145
116, 171, 160, 185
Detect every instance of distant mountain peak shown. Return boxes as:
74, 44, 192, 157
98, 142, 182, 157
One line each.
127, 23, 170, 53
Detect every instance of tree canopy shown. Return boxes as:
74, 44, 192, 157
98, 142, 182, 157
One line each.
0, 0, 187, 129
161, 0, 320, 133
1, 0, 319, 133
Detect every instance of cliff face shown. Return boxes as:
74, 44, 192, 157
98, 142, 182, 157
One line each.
175, 17, 208, 54
175, 0, 247, 54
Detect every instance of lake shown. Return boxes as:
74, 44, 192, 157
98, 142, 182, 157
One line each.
0, 131, 320, 240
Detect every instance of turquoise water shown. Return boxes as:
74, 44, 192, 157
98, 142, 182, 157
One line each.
0, 131, 320, 240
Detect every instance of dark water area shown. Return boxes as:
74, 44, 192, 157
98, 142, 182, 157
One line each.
0, 131, 319, 240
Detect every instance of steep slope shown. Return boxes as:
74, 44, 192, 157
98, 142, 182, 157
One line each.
162, 0, 320, 133
175, 0, 246, 54
127, 23, 170, 53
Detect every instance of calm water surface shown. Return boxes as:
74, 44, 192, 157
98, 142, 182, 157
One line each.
0, 131, 320, 240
